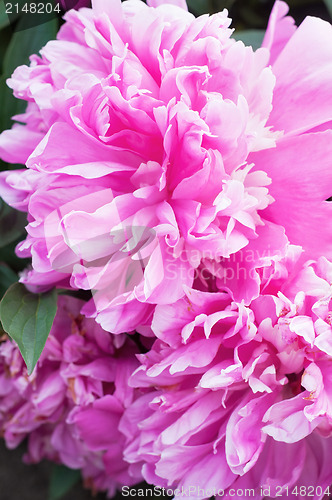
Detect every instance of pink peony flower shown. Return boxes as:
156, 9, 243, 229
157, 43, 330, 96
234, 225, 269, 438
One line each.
0, 296, 140, 496
120, 252, 332, 499
0, 0, 331, 333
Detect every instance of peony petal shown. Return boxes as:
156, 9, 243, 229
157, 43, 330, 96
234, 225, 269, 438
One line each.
268, 16, 332, 135
262, 0, 296, 65
250, 132, 332, 260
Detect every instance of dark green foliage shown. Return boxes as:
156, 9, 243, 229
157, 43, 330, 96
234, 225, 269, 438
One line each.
48, 465, 82, 500
0, 283, 58, 374
0, 199, 27, 248
0, 263, 17, 298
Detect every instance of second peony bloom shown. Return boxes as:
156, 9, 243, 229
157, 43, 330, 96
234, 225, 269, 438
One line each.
0, 0, 331, 334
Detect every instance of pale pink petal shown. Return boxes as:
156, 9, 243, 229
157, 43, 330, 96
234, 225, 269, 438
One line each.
262, 0, 296, 65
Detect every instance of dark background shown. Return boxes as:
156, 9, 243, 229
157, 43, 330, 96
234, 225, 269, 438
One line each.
0, 0, 331, 499
187, 0, 332, 28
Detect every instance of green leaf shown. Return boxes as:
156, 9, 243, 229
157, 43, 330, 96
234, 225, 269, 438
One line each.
233, 29, 265, 50
0, 0, 22, 30
3, 14, 58, 75
0, 283, 58, 374
324, 0, 332, 18
0, 263, 17, 298
48, 465, 81, 500
0, 199, 27, 248
187, 0, 209, 15
0, 0, 12, 31
0, 26, 13, 73
0, 14, 58, 132
0, 75, 27, 131
0, 237, 30, 271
